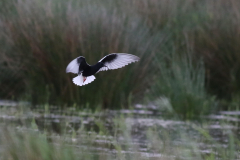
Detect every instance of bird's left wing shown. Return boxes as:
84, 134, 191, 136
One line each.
66, 56, 84, 74
97, 53, 140, 72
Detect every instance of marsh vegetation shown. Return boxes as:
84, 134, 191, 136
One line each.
0, 0, 240, 159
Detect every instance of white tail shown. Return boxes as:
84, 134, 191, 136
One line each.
72, 74, 96, 86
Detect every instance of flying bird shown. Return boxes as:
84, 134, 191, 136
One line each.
66, 53, 140, 86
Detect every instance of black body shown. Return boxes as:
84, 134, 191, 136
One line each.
78, 57, 104, 76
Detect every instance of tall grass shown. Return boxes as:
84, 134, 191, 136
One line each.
150, 52, 215, 119
0, 0, 162, 108
133, 0, 240, 104
0, 0, 240, 112
1, 128, 79, 160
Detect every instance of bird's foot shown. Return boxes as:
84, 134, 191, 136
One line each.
83, 77, 87, 82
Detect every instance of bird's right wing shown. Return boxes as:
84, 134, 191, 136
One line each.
66, 56, 84, 74
97, 53, 140, 72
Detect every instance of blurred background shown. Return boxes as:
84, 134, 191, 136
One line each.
0, 0, 240, 159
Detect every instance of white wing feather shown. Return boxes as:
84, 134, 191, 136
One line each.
66, 56, 83, 74
98, 53, 139, 72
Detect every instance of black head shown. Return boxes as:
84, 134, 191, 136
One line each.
77, 56, 86, 64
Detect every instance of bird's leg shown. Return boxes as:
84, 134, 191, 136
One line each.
78, 72, 86, 83
83, 77, 87, 82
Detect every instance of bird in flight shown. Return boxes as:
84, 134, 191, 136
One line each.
66, 53, 140, 86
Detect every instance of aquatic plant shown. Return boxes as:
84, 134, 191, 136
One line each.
0, 0, 240, 113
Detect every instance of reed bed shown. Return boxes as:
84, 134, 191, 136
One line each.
0, 0, 240, 117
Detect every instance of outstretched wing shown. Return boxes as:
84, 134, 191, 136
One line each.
98, 53, 140, 72
66, 56, 84, 74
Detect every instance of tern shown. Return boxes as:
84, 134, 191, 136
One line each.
66, 53, 140, 86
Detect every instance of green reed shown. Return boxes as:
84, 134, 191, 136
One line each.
0, 0, 240, 113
